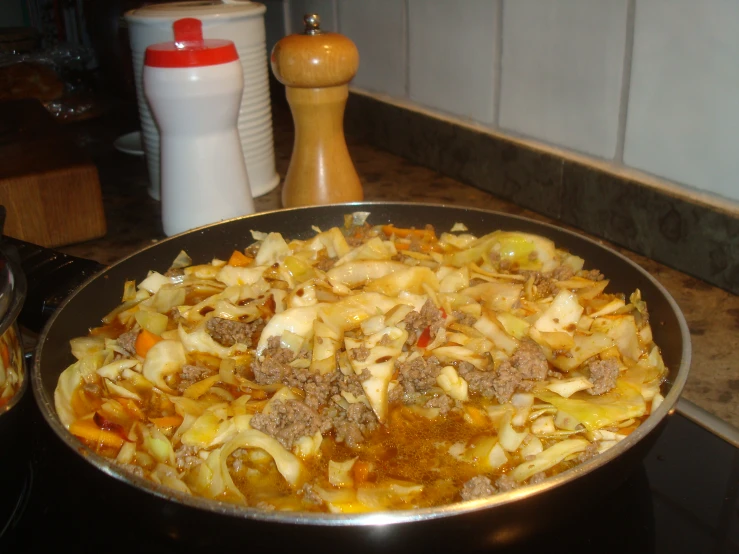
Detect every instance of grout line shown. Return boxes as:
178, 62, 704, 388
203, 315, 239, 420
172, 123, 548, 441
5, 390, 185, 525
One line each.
492, 0, 504, 128
282, 0, 292, 35
615, 0, 636, 163
403, 0, 410, 99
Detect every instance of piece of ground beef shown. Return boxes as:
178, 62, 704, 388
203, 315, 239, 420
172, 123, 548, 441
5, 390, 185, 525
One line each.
329, 401, 378, 448
116, 330, 138, 357
451, 310, 477, 326
206, 317, 262, 347
350, 345, 371, 361
252, 336, 297, 384
585, 358, 620, 395
301, 483, 324, 506
396, 356, 441, 395
402, 299, 445, 347
580, 268, 604, 281
177, 364, 217, 392
510, 339, 549, 381
528, 472, 547, 485
250, 399, 331, 451
460, 476, 495, 501
175, 444, 202, 470
551, 264, 576, 281
314, 257, 336, 272
457, 361, 498, 399
424, 394, 454, 415
495, 474, 518, 492
576, 441, 599, 463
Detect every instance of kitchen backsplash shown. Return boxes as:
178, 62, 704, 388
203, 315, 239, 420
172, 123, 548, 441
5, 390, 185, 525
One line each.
264, 0, 739, 208
262, 0, 738, 293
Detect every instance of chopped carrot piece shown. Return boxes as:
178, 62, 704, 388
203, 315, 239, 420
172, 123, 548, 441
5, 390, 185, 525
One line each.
116, 397, 146, 420
135, 329, 162, 358
352, 460, 372, 485
228, 250, 253, 267
382, 224, 436, 240
416, 326, 432, 348
149, 415, 183, 429
69, 418, 125, 449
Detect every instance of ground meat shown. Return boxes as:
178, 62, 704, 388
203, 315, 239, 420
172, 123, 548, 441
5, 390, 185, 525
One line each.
314, 257, 336, 272
120, 464, 146, 479
377, 333, 392, 346
551, 264, 576, 281
252, 336, 297, 385
345, 223, 374, 247
460, 476, 495, 501
580, 268, 604, 281
586, 358, 620, 395
457, 361, 498, 399
350, 345, 371, 361
168, 307, 184, 324
175, 444, 202, 470
510, 339, 549, 381
576, 441, 599, 463
255, 501, 276, 511
329, 401, 378, 448
301, 483, 324, 506
452, 310, 477, 326
177, 364, 217, 392
528, 472, 547, 485
495, 474, 518, 492
520, 271, 559, 299
388, 383, 404, 404
424, 394, 454, 415
206, 317, 262, 348
396, 356, 441, 395
250, 399, 332, 450
402, 299, 445, 347
116, 330, 138, 357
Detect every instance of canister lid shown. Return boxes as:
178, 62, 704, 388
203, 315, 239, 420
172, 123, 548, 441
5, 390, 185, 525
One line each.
125, 0, 265, 21
145, 18, 239, 68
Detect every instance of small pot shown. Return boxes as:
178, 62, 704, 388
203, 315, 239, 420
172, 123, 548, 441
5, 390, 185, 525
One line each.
0, 246, 29, 535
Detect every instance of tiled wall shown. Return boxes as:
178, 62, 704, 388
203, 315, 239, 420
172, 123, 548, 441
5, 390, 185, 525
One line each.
264, 0, 739, 205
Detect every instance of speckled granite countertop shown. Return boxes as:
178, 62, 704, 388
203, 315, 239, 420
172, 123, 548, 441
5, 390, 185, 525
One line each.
56, 99, 739, 434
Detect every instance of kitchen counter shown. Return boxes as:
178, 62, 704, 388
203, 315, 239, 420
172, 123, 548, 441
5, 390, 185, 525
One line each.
54, 95, 739, 435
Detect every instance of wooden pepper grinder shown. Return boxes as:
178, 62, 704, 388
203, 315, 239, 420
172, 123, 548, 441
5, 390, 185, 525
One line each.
271, 14, 363, 207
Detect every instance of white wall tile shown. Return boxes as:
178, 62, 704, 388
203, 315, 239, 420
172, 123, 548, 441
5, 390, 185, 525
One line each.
499, 0, 628, 158
408, 0, 497, 124
287, 0, 336, 35
338, 0, 406, 98
624, 0, 739, 202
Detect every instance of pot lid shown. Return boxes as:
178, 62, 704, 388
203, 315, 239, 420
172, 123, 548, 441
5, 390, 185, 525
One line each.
125, 0, 265, 21
145, 18, 239, 68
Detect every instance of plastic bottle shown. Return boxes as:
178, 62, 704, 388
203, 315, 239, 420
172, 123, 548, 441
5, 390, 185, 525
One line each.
144, 17, 255, 237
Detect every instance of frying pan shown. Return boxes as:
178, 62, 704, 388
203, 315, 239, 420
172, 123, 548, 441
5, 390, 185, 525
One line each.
24, 202, 691, 552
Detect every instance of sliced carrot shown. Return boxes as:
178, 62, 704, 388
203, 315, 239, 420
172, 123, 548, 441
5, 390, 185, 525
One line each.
394, 240, 443, 254
618, 425, 638, 436
135, 328, 162, 358
0, 343, 9, 368
416, 326, 432, 348
149, 415, 183, 429
116, 397, 146, 421
352, 460, 372, 485
228, 250, 253, 267
382, 224, 436, 240
69, 418, 125, 449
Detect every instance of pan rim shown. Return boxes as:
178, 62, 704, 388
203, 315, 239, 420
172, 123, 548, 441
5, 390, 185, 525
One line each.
30, 201, 692, 526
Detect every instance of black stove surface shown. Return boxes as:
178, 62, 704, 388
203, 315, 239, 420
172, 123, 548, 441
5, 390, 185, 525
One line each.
2, 389, 737, 554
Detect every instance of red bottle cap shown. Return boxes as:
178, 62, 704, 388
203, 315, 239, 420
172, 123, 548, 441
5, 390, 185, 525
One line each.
144, 18, 239, 68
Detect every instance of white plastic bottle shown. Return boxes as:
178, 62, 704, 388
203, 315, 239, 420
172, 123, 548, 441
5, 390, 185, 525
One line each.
143, 17, 255, 237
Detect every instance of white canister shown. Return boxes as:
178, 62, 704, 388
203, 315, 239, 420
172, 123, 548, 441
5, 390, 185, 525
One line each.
144, 17, 255, 237
124, 0, 279, 200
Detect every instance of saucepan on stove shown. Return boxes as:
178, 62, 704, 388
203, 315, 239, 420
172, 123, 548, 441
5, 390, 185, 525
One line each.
16, 202, 691, 551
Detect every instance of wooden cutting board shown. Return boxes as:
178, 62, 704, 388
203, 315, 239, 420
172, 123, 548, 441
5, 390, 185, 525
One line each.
0, 98, 106, 247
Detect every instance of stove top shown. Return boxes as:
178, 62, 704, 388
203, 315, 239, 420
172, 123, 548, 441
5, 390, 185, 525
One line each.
2, 389, 737, 554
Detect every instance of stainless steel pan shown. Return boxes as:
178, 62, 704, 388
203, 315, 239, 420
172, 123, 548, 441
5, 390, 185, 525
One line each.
28, 202, 692, 551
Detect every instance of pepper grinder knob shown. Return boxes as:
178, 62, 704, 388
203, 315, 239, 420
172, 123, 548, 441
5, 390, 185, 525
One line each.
271, 13, 363, 208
